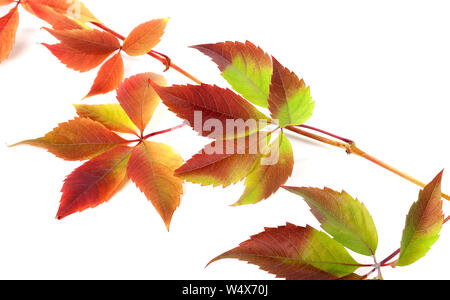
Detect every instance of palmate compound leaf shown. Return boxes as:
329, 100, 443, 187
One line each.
209, 223, 361, 280
122, 18, 169, 57
22, 0, 100, 24
150, 83, 270, 140
176, 132, 271, 188
74, 104, 138, 135
57, 146, 132, 220
24, 1, 83, 30
12, 117, 127, 161
0, 5, 19, 63
116, 73, 167, 134
192, 41, 273, 108
127, 141, 184, 230
398, 171, 444, 266
283, 187, 378, 256
234, 132, 294, 206
269, 57, 315, 128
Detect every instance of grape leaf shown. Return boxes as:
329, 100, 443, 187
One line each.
209, 223, 360, 280
43, 28, 120, 54
398, 171, 444, 266
12, 117, 127, 161
25, 1, 82, 30
84, 52, 124, 99
150, 83, 269, 140
42, 43, 111, 72
116, 73, 166, 134
283, 187, 378, 256
23, 0, 100, 24
235, 132, 293, 205
122, 18, 168, 57
57, 146, 132, 220
192, 41, 273, 108
176, 132, 270, 188
0, 6, 19, 63
128, 141, 184, 230
74, 104, 137, 135
269, 57, 315, 128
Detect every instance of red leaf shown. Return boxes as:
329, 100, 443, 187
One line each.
0, 6, 19, 63
84, 52, 124, 99
43, 27, 121, 54
150, 83, 269, 139
116, 73, 166, 134
43, 43, 110, 72
57, 146, 132, 220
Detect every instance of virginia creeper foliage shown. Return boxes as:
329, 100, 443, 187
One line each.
2, 0, 448, 280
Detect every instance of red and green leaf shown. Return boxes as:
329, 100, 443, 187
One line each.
127, 141, 184, 230
122, 18, 168, 57
234, 132, 293, 205
74, 104, 138, 135
150, 83, 269, 140
398, 171, 444, 266
116, 72, 166, 134
269, 58, 315, 128
192, 41, 273, 108
42, 43, 111, 72
0, 6, 19, 63
12, 117, 127, 161
57, 146, 132, 220
176, 132, 270, 188
283, 187, 378, 256
84, 52, 124, 99
209, 223, 360, 280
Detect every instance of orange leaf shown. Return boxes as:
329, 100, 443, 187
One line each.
23, 0, 100, 24
12, 117, 127, 161
43, 43, 110, 72
0, 6, 19, 63
43, 27, 120, 54
127, 141, 184, 230
116, 73, 166, 134
57, 146, 132, 220
122, 18, 168, 56
25, 1, 82, 30
84, 52, 124, 99
0, 0, 14, 6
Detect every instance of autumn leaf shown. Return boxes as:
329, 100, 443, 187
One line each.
127, 141, 184, 230
176, 132, 270, 188
150, 83, 269, 140
25, 1, 82, 30
116, 73, 166, 134
57, 146, 132, 220
122, 18, 168, 57
42, 43, 111, 72
74, 104, 138, 135
192, 41, 273, 108
235, 132, 293, 205
397, 171, 444, 266
283, 187, 378, 256
0, 6, 19, 63
209, 223, 360, 280
0, 0, 14, 6
269, 57, 315, 128
23, 0, 100, 24
43, 28, 120, 54
12, 117, 127, 161
84, 52, 124, 99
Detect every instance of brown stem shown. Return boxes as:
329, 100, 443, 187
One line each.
285, 126, 450, 201
89, 22, 202, 85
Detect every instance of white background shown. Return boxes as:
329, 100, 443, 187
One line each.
0, 0, 449, 280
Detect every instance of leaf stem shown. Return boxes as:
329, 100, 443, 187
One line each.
127, 123, 187, 143
285, 126, 450, 201
89, 22, 202, 85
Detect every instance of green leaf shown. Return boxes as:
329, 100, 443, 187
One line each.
398, 171, 444, 266
269, 57, 315, 128
192, 41, 273, 108
283, 187, 378, 256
